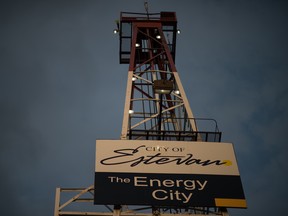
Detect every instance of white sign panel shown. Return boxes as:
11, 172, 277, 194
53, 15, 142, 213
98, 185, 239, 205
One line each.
96, 140, 239, 175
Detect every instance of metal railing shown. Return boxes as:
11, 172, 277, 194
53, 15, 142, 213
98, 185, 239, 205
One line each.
127, 117, 222, 142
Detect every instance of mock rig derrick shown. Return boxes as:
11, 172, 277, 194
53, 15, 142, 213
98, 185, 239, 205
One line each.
117, 11, 221, 143
54, 9, 246, 216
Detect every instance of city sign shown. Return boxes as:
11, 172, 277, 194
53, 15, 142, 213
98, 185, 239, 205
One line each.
94, 140, 246, 208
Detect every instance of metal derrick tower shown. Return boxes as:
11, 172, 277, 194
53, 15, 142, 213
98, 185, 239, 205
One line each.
119, 12, 221, 143
54, 10, 246, 216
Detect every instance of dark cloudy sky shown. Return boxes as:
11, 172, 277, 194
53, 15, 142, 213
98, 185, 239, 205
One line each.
1, 1, 288, 216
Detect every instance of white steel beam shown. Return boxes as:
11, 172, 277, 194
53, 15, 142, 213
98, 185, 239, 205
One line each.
173, 72, 198, 131
121, 71, 134, 140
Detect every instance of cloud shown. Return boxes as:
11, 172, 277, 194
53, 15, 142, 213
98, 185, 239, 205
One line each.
1, 1, 288, 216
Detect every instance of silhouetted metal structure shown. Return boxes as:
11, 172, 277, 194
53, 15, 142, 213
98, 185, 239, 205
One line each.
54, 10, 232, 216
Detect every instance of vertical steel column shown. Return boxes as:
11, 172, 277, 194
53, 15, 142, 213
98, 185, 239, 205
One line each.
121, 23, 138, 140
54, 188, 60, 216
